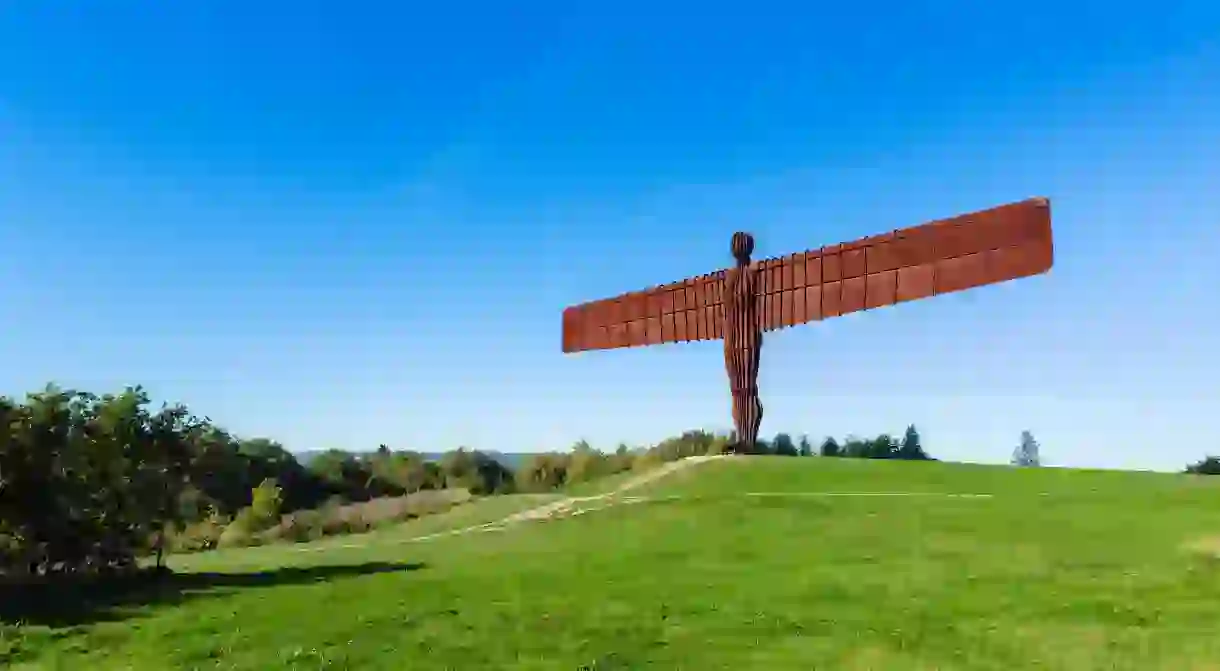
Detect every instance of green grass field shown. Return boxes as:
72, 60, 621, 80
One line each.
7, 457, 1220, 670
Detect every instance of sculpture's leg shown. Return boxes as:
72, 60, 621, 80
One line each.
725, 345, 746, 451
744, 388, 763, 447
730, 393, 745, 444
730, 390, 761, 452
737, 377, 762, 450
725, 335, 763, 453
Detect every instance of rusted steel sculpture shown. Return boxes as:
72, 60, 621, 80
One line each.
562, 197, 1055, 451
725, 231, 764, 448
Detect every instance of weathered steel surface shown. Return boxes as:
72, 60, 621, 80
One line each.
750, 196, 1054, 332
724, 231, 763, 449
561, 197, 1054, 448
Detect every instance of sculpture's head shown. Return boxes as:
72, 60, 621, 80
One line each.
731, 231, 754, 265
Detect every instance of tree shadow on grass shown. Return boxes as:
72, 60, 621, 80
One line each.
0, 560, 427, 628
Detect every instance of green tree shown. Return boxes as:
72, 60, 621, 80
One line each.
308, 449, 393, 501
868, 434, 899, 459
250, 478, 284, 527
516, 453, 571, 491
608, 443, 636, 472
439, 448, 514, 495
185, 425, 257, 516
896, 425, 929, 461
566, 441, 606, 484
0, 385, 200, 577
772, 433, 798, 457
1012, 430, 1040, 467
820, 437, 842, 458
1185, 456, 1220, 474
842, 437, 870, 458
653, 430, 719, 461
798, 435, 813, 457
368, 450, 444, 493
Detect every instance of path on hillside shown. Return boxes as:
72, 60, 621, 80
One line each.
499, 454, 730, 524
301, 455, 997, 553
301, 454, 731, 553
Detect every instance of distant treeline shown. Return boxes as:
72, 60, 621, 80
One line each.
0, 383, 935, 583
1185, 456, 1220, 475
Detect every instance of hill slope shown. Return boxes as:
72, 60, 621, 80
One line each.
10, 457, 1220, 670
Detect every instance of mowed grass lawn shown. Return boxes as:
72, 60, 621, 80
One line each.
8, 457, 1220, 670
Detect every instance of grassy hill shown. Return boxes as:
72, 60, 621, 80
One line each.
8, 457, 1220, 670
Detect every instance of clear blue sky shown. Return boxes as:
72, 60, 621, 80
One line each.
2, 2, 1217, 471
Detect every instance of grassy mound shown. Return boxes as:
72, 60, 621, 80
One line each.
6, 457, 1220, 670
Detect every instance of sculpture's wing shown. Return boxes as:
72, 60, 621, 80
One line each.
752, 197, 1054, 332
562, 197, 1053, 352
562, 271, 727, 353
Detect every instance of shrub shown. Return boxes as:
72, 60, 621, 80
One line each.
632, 450, 664, 472
566, 445, 606, 484
249, 478, 284, 528
217, 521, 258, 549
167, 514, 228, 554
257, 489, 474, 545
516, 453, 571, 491
705, 435, 731, 455
262, 509, 325, 544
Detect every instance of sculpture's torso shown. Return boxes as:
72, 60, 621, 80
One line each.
723, 265, 761, 350
722, 262, 764, 449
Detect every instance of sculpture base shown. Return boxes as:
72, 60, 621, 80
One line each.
726, 440, 759, 455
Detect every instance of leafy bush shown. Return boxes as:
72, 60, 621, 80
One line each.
516, 453, 572, 491
166, 515, 228, 554
217, 521, 260, 549
632, 450, 665, 472
258, 489, 473, 546
264, 509, 325, 544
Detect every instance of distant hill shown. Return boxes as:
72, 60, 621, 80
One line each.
292, 449, 532, 471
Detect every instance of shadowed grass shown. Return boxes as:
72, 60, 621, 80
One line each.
0, 562, 426, 628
